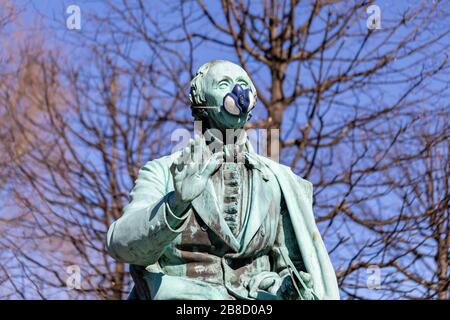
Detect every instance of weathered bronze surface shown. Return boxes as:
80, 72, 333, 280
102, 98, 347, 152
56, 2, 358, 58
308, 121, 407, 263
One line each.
106, 60, 340, 300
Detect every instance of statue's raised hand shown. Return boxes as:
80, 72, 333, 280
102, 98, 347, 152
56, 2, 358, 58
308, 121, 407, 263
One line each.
169, 135, 223, 213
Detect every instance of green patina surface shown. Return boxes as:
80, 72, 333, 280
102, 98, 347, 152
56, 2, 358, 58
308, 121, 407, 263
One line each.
106, 60, 340, 300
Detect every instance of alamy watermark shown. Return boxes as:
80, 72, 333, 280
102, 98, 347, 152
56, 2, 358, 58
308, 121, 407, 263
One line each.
66, 264, 81, 290
170, 121, 280, 165
366, 4, 381, 30
366, 265, 381, 289
66, 5, 81, 30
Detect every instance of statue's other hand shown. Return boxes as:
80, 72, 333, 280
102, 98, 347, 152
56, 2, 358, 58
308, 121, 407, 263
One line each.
170, 135, 224, 204
247, 272, 282, 299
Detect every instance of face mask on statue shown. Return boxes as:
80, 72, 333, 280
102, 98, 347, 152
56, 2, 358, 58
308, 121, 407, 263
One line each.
222, 84, 256, 116
205, 83, 256, 130
190, 61, 258, 131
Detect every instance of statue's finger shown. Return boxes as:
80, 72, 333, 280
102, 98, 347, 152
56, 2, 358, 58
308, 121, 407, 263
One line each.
267, 277, 282, 294
171, 156, 184, 173
181, 146, 191, 165
201, 151, 224, 176
259, 277, 276, 291
247, 272, 270, 295
190, 138, 198, 162
198, 134, 206, 160
248, 279, 261, 299
192, 135, 203, 165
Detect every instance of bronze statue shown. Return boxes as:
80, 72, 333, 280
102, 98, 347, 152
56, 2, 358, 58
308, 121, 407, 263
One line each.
106, 60, 339, 300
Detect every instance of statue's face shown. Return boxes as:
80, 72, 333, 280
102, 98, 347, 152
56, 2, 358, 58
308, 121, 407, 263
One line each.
201, 62, 256, 130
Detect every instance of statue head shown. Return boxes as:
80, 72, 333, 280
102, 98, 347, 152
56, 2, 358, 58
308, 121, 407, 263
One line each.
189, 60, 257, 131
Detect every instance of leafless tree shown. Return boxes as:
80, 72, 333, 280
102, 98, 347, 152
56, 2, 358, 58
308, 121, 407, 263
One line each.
1, 0, 448, 299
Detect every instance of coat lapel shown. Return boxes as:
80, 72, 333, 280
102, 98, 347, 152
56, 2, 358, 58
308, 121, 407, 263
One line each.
240, 159, 273, 252
191, 178, 240, 252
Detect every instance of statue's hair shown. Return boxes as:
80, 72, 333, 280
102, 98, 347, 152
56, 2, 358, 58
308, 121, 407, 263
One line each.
189, 62, 212, 107
189, 60, 257, 108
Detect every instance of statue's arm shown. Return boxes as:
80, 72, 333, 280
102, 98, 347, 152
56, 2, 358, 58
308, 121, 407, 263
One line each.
106, 159, 192, 266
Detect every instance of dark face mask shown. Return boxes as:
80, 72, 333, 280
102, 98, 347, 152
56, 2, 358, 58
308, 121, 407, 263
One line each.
223, 84, 256, 116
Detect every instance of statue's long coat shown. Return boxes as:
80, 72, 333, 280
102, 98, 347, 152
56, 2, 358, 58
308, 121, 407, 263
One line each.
107, 142, 339, 300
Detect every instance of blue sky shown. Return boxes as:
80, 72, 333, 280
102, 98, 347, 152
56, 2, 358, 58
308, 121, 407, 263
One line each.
4, 0, 448, 299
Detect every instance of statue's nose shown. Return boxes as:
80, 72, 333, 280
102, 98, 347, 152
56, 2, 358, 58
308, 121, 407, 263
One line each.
231, 84, 250, 113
